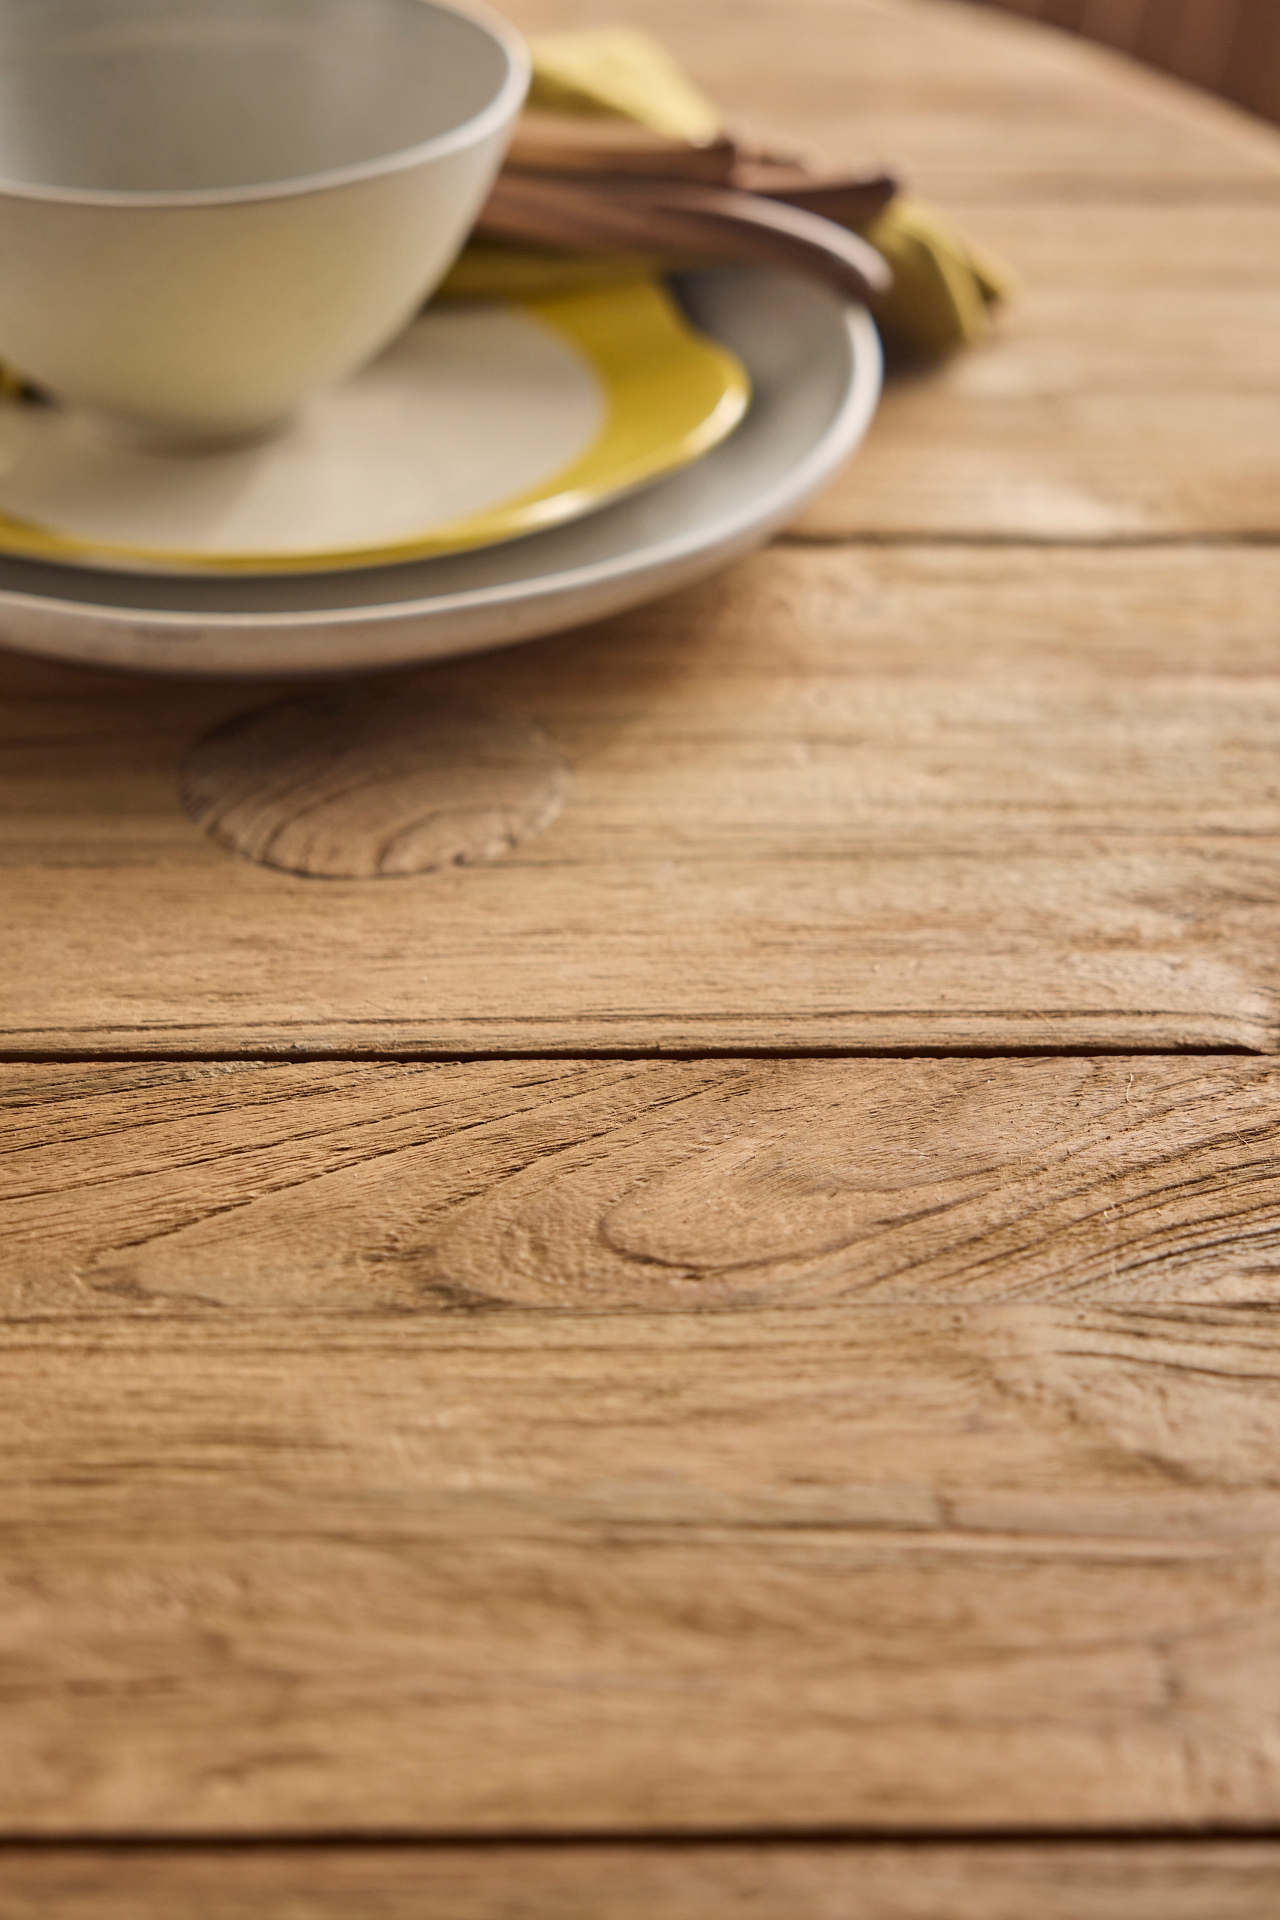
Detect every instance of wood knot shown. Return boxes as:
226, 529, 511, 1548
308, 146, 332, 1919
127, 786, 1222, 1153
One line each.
180, 687, 568, 878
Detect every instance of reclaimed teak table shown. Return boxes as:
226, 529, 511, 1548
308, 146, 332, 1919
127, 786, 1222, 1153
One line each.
7, 1, 1280, 1913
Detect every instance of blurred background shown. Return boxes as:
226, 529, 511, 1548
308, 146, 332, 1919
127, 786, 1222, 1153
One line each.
972, 0, 1280, 124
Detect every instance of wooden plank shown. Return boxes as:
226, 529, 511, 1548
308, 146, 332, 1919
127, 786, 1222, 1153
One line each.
6, 1057, 1280, 1833
798, 200, 1280, 538
5, 547, 1280, 1056
8, 1054, 1280, 1314
1, 1840, 1279, 1919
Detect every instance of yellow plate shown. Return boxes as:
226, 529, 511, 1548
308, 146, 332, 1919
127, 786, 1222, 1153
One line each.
0, 279, 750, 576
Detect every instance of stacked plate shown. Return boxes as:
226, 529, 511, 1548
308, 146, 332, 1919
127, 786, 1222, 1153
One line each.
0, 267, 880, 677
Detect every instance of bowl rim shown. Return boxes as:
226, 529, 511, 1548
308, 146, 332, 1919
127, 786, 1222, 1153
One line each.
0, 0, 530, 210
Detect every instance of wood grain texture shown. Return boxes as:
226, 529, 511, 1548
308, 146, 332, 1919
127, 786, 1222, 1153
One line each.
6, 1058, 1280, 1833
801, 201, 1280, 538
8, 1054, 1280, 1314
180, 692, 568, 879
6, 546, 1280, 1055
2, 1841, 1279, 1919
7, 0, 1280, 1876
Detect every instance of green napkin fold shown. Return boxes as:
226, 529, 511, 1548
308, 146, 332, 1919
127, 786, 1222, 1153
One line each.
440, 28, 1015, 359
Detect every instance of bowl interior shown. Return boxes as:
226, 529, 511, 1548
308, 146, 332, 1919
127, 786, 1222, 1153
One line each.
0, 0, 516, 196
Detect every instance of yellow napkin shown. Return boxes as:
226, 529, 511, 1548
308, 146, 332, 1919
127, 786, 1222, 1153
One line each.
440, 28, 1015, 358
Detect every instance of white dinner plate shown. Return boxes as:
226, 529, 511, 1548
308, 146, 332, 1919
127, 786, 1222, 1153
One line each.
0, 280, 748, 576
0, 268, 881, 678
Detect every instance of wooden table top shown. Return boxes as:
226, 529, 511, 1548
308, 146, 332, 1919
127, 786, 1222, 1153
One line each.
6, 1, 1280, 1913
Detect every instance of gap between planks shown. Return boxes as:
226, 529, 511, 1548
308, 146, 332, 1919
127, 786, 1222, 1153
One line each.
3, 1837, 1280, 1920
775, 531, 1280, 549
0, 1044, 1265, 1067
6, 1823, 1280, 1845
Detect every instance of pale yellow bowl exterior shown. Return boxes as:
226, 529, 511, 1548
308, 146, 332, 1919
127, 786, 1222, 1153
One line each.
0, 2, 529, 440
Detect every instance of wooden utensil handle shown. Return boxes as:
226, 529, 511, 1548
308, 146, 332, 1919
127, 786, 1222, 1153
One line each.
732, 167, 897, 226
478, 176, 891, 305
506, 113, 898, 215
507, 113, 741, 181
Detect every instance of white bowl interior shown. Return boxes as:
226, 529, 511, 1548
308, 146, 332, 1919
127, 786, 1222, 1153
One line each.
0, 0, 514, 194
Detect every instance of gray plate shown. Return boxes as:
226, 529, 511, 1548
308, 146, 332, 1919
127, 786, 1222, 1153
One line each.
0, 267, 881, 677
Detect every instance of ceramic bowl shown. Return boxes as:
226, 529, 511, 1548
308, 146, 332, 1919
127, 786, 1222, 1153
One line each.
0, 0, 529, 442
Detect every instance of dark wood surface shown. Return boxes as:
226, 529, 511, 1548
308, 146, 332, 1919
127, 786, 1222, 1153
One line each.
976, 0, 1280, 130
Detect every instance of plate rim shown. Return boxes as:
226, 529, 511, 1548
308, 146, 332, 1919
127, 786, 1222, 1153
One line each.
0, 270, 882, 674
0, 278, 751, 577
